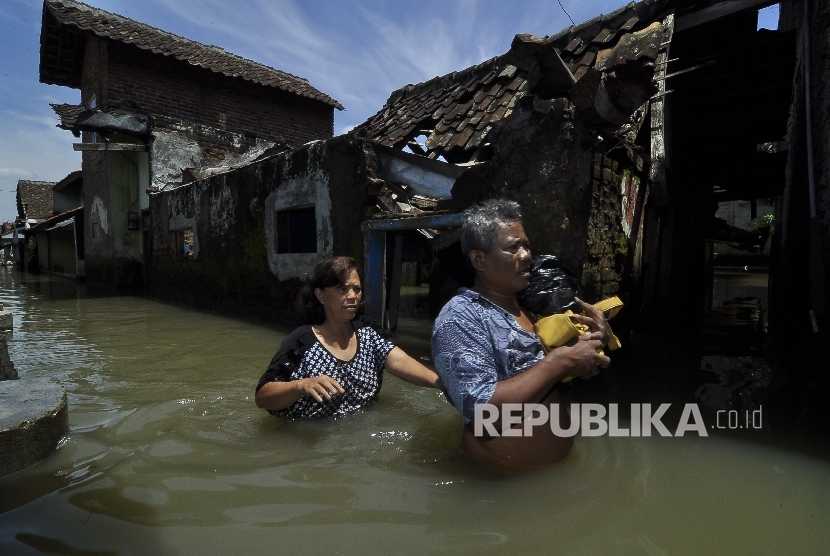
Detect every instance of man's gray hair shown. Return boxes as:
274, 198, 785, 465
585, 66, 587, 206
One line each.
460, 199, 524, 259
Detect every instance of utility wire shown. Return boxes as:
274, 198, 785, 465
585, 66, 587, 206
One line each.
558, 0, 576, 27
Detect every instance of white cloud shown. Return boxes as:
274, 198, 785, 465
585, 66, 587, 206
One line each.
0, 167, 35, 177
0, 120, 80, 220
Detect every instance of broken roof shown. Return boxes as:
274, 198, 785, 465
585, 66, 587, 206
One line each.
39, 0, 343, 110
359, 0, 752, 164
16, 180, 55, 221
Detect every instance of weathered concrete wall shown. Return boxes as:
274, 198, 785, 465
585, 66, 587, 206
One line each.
44, 226, 78, 276
148, 132, 374, 323
82, 146, 113, 285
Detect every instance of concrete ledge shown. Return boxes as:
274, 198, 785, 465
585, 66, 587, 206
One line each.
0, 310, 12, 331
0, 378, 68, 477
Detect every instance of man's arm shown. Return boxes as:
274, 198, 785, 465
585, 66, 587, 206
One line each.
433, 313, 609, 432
488, 338, 608, 409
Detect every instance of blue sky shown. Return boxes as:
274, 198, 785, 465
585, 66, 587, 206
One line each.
0, 0, 780, 221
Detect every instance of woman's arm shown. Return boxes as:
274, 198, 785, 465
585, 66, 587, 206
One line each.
255, 376, 345, 411
384, 347, 442, 389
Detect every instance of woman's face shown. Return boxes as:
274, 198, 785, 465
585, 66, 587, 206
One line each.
316, 269, 362, 323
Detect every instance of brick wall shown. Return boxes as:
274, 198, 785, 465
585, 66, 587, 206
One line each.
81, 36, 107, 108
104, 41, 334, 146
581, 153, 641, 302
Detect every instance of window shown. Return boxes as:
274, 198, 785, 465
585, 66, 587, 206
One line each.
276, 206, 317, 254
174, 228, 194, 258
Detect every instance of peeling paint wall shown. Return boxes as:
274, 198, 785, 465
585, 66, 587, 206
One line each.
148, 132, 372, 324
151, 122, 277, 191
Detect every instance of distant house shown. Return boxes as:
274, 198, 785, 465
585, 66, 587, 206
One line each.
40, 0, 343, 288
16, 180, 54, 223
13, 180, 55, 271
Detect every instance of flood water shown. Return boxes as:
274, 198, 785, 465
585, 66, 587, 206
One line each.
1, 267, 829, 555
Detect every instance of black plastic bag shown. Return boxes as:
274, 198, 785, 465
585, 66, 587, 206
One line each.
517, 255, 582, 316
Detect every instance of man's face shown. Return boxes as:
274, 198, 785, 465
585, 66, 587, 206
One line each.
473, 221, 532, 295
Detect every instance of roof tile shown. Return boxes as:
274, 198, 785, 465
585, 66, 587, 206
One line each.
620, 16, 640, 31
564, 38, 583, 53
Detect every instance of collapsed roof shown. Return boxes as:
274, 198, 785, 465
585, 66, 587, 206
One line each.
359, 1, 676, 165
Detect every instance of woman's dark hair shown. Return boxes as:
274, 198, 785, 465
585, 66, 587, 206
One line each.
295, 256, 361, 324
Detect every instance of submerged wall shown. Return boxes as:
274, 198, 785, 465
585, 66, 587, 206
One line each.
147, 132, 374, 323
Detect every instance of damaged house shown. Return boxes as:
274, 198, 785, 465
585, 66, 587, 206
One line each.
40, 0, 342, 287
144, 0, 823, 390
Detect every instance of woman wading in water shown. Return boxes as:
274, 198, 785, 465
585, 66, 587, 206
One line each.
256, 256, 441, 418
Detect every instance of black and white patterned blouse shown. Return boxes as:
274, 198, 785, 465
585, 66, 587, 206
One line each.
257, 319, 396, 419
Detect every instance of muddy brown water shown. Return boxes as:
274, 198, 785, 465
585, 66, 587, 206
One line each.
1, 268, 828, 555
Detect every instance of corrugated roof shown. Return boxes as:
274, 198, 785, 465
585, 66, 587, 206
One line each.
40, 0, 343, 110
359, 0, 674, 164
27, 206, 83, 235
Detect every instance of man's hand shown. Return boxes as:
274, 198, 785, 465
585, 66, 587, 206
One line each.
548, 337, 610, 379
573, 297, 611, 346
298, 376, 344, 403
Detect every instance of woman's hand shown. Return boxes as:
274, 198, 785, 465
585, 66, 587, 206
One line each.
385, 347, 443, 389
298, 375, 345, 403
255, 375, 344, 411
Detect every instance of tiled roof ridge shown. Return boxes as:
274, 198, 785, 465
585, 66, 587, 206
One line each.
546, 0, 670, 48
376, 51, 514, 111
45, 0, 344, 109
18, 180, 57, 186
372, 0, 669, 112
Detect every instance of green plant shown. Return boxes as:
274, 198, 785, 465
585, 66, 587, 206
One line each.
752, 213, 774, 233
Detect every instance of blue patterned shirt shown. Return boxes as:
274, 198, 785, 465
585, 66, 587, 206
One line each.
432, 288, 545, 423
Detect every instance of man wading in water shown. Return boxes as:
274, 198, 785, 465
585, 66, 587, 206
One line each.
431, 199, 611, 467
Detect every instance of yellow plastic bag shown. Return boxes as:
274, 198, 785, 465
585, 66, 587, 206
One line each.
535, 296, 623, 382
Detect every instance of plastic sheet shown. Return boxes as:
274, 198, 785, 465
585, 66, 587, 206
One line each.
517, 255, 582, 316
